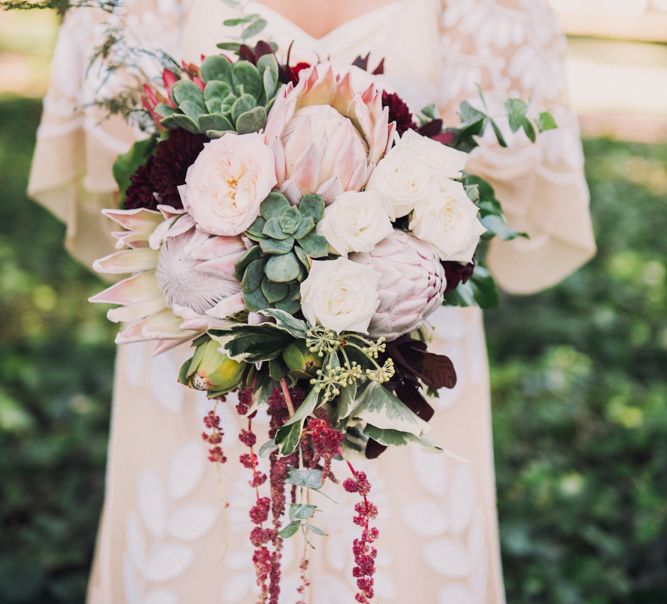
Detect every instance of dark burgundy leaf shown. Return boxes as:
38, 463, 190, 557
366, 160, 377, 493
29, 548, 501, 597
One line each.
352, 53, 370, 70
254, 40, 274, 59
365, 439, 387, 460
419, 352, 457, 390
395, 381, 435, 422
417, 118, 444, 138
371, 57, 385, 75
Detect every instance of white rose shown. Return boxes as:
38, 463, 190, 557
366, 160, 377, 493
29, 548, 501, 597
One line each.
366, 130, 468, 220
179, 132, 276, 236
366, 147, 433, 220
300, 258, 380, 334
317, 191, 394, 257
409, 179, 487, 263
397, 129, 468, 177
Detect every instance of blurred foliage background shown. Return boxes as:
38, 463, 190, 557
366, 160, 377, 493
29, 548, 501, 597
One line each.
1, 7, 666, 604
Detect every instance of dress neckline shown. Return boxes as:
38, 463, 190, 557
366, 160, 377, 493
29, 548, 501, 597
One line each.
248, 0, 405, 46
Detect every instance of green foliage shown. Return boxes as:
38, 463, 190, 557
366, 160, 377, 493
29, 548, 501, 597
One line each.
490, 139, 667, 604
2, 93, 666, 604
0, 95, 115, 603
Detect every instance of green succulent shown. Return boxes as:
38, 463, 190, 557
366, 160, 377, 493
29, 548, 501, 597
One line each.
156, 54, 280, 136
235, 192, 329, 315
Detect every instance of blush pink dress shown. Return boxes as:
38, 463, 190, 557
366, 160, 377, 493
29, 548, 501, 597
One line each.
28, 1, 595, 602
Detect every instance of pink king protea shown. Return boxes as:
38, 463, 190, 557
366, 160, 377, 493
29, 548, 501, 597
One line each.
264, 63, 395, 204
353, 230, 447, 341
90, 206, 246, 354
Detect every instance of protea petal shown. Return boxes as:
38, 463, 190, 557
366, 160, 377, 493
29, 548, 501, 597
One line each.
93, 248, 159, 274
89, 272, 162, 305
206, 292, 245, 319
103, 208, 163, 233
107, 297, 167, 323
352, 231, 447, 341
264, 63, 393, 201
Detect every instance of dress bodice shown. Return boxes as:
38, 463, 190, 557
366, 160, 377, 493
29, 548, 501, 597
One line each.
181, 0, 442, 112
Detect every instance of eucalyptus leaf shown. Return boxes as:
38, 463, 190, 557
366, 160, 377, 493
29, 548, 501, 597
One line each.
285, 467, 323, 489
306, 524, 327, 536
258, 440, 278, 458
289, 503, 317, 521
278, 521, 300, 538
241, 16, 268, 40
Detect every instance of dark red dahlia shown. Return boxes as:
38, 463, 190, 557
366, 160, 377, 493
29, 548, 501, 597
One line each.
443, 260, 475, 294
382, 91, 416, 136
149, 128, 207, 209
124, 157, 157, 210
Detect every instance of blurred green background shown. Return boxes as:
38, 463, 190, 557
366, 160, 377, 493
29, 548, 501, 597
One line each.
1, 9, 667, 604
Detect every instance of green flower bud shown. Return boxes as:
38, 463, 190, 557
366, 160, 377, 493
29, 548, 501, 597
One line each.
187, 339, 244, 392
282, 341, 322, 378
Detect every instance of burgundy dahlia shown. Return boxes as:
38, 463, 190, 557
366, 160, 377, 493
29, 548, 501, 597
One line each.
382, 91, 416, 136
124, 157, 156, 210
149, 128, 207, 208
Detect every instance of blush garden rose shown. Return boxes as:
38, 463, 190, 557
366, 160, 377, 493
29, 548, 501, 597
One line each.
179, 132, 277, 236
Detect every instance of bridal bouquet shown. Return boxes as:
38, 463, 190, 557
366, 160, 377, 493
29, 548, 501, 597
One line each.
86, 34, 554, 604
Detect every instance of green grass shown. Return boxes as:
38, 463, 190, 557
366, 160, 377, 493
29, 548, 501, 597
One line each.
0, 95, 665, 603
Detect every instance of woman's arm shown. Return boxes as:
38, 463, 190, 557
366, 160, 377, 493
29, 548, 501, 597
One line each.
439, 0, 596, 294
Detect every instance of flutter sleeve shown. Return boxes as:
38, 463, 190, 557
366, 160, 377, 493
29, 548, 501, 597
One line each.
28, 2, 185, 270
438, 0, 596, 294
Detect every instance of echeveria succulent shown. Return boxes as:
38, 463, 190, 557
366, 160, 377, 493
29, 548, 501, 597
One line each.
235, 192, 328, 314
156, 54, 280, 136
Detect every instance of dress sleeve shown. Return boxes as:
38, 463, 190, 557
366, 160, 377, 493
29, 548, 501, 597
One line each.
28, 2, 185, 271
438, 0, 596, 294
